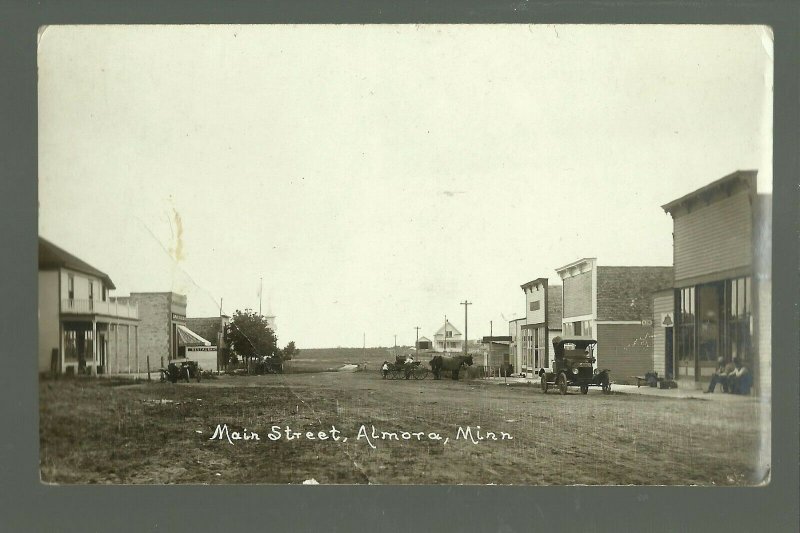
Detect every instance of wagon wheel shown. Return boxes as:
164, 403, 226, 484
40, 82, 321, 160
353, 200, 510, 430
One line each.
413, 368, 428, 380
557, 373, 568, 395
540, 375, 548, 394
580, 384, 589, 394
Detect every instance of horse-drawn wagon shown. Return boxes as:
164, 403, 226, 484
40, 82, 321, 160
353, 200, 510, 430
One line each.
159, 359, 202, 383
381, 355, 430, 380
538, 336, 611, 395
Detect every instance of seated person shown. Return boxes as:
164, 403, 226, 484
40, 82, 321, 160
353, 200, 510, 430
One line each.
405, 355, 414, 364
705, 357, 735, 393
727, 358, 753, 395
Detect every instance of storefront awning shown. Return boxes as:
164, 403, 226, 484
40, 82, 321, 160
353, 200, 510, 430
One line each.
177, 325, 211, 347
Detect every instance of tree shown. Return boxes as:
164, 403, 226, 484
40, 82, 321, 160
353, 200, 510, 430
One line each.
225, 309, 279, 370
281, 341, 299, 361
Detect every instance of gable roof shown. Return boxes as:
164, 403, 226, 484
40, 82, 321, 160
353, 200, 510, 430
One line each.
38, 237, 116, 289
434, 319, 461, 336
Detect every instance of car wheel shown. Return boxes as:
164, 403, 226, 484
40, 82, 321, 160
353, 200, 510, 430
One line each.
540, 375, 548, 394
580, 384, 589, 394
558, 373, 568, 395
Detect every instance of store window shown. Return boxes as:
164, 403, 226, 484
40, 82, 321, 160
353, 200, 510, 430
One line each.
727, 276, 752, 362
676, 287, 695, 362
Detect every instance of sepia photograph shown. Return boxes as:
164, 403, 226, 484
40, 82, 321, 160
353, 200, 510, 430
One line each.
37, 24, 773, 485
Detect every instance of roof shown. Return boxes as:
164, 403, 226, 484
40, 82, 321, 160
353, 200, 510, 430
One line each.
661, 170, 757, 214
418, 336, 431, 342
555, 257, 597, 275
176, 325, 211, 347
482, 336, 512, 343
434, 320, 462, 336
520, 277, 548, 290
38, 237, 116, 289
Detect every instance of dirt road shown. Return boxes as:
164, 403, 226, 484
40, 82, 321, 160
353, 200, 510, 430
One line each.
39, 371, 764, 485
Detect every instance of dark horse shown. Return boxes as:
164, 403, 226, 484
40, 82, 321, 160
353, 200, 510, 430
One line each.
429, 354, 473, 380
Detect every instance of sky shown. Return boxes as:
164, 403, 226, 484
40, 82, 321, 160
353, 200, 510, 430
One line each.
38, 25, 773, 348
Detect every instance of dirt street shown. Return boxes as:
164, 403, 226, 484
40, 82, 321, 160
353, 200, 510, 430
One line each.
39, 371, 764, 485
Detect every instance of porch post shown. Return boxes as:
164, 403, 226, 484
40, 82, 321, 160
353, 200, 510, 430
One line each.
58, 321, 64, 375
90, 320, 97, 376
115, 322, 119, 374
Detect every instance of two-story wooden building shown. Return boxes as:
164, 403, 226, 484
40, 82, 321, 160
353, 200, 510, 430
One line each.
661, 170, 769, 390
38, 238, 140, 376
555, 258, 673, 384
433, 319, 463, 353
517, 278, 562, 376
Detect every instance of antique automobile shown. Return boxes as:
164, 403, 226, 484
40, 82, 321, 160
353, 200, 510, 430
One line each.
160, 359, 202, 383
539, 336, 611, 395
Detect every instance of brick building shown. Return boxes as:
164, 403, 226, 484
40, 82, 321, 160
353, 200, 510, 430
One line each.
555, 258, 673, 384
122, 292, 190, 370
661, 170, 770, 390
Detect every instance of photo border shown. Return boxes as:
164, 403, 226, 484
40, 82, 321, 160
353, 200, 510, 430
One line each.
1, 1, 797, 531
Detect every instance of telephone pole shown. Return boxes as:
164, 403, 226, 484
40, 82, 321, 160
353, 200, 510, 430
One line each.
394, 334, 397, 358
414, 326, 421, 357
443, 315, 447, 353
259, 277, 263, 316
461, 300, 472, 356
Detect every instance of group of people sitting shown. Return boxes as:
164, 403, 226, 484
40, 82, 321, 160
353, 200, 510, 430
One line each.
705, 356, 753, 395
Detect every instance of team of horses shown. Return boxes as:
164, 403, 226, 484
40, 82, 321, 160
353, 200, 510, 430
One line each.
429, 354, 473, 380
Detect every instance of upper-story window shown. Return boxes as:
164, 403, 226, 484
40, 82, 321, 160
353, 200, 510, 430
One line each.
446, 330, 453, 338
529, 301, 541, 312
67, 274, 75, 300
89, 281, 94, 300
102, 285, 107, 302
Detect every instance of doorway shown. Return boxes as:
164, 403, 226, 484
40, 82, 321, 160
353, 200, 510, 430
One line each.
665, 326, 674, 379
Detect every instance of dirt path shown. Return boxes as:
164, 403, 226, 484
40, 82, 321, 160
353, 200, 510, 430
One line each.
39, 372, 765, 485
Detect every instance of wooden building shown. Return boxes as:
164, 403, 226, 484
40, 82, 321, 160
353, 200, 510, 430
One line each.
661, 170, 769, 390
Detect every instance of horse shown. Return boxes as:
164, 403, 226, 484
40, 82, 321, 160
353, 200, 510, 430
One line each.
429, 354, 474, 380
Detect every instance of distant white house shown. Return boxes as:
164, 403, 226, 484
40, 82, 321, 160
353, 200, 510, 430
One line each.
433, 320, 463, 353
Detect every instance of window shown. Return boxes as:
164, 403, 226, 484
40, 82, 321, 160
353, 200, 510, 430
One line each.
67, 274, 75, 300
676, 287, 696, 363
529, 301, 540, 312
446, 330, 453, 338
89, 281, 94, 300
102, 286, 107, 302
573, 321, 582, 336
727, 277, 752, 363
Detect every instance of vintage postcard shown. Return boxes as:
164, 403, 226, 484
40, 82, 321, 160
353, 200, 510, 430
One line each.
37, 24, 772, 485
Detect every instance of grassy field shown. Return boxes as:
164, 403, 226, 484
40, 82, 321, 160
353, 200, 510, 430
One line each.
285, 346, 414, 373
39, 370, 766, 485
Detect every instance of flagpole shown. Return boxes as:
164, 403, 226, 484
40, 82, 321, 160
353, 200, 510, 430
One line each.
259, 277, 263, 316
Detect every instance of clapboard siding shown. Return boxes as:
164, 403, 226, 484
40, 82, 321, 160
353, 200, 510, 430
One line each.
652, 292, 674, 376
563, 271, 592, 318
597, 324, 654, 385
673, 191, 752, 282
